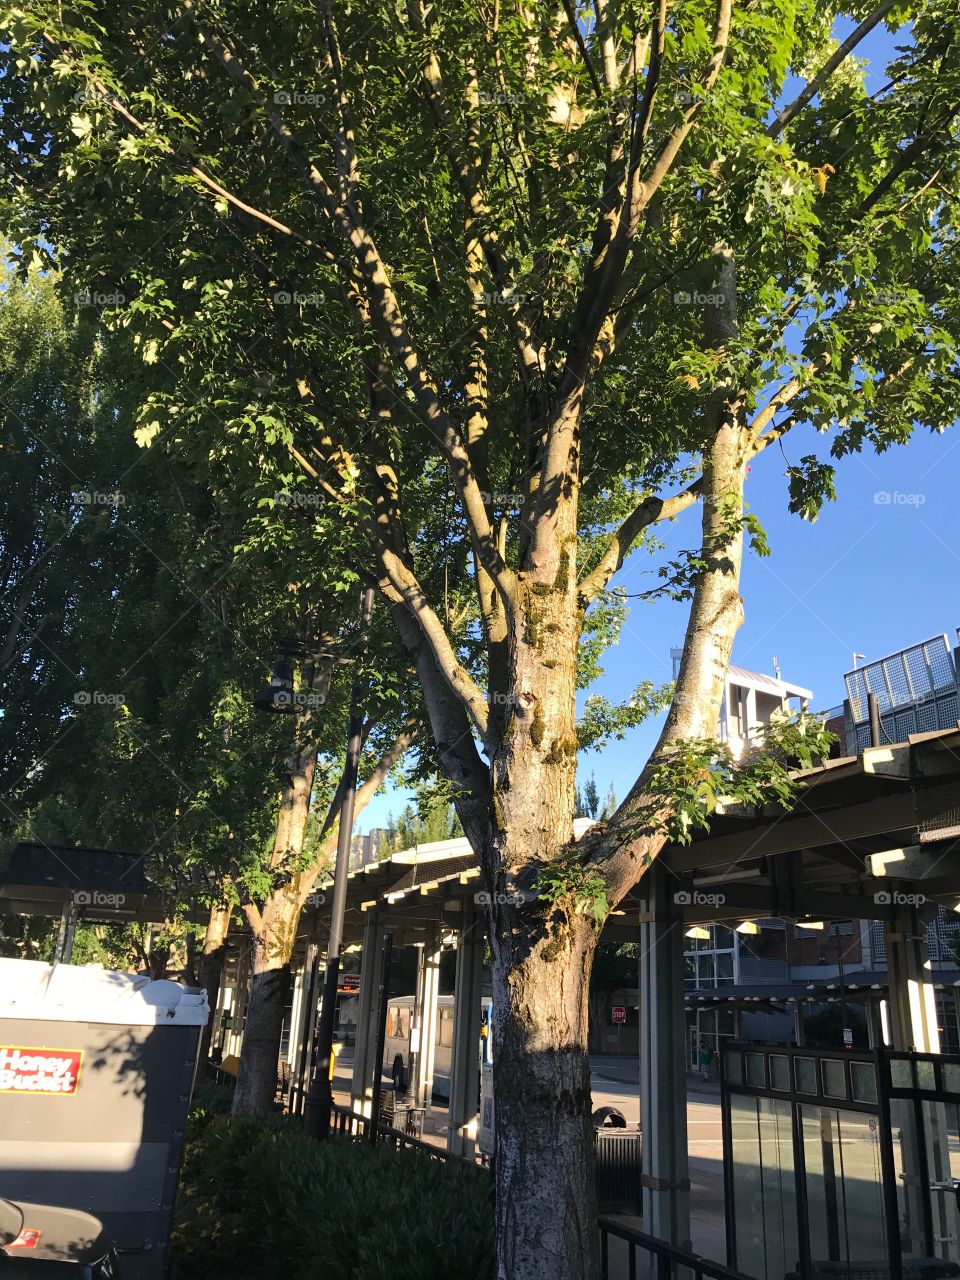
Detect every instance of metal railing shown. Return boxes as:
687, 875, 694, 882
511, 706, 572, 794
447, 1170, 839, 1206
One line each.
330, 1106, 751, 1280
599, 1218, 753, 1280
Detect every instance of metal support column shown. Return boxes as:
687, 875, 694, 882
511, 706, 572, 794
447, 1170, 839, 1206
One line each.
885, 903, 952, 1257
885, 904, 939, 1053
53, 894, 78, 964
638, 864, 692, 1248
351, 911, 385, 1117
447, 903, 483, 1156
413, 928, 442, 1112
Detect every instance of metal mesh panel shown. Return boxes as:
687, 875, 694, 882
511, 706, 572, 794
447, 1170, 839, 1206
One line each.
845, 669, 869, 721
894, 710, 917, 742
906, 646, 932, 697
927, 639, 955, 690
926, 907, 960, 963
844, 636, 956, 726
886, 655, 913, 707
938, 692, 958, 726
870, 920, 886, 964
855, 723, 873, 752
863, 664, 893, 712
917, 701, 939, 732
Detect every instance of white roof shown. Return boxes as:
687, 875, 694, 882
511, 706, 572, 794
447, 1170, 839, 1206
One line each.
384, 817, 597, 865
0, 959, 209, 1026
726, 664, 813, 701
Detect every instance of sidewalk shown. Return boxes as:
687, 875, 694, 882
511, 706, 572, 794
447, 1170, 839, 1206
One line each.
590, 1054, 722, 1100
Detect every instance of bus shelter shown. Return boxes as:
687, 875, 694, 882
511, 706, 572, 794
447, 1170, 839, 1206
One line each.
259, 724, 960, 1273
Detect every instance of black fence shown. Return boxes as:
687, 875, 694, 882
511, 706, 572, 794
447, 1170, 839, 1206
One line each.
332, 1105, 752, 1280
599, 1218, 753, 1280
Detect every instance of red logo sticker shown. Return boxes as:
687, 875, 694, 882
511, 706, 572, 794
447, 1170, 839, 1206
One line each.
0, 1046, 83, 1096
9, 1229, 42, 1249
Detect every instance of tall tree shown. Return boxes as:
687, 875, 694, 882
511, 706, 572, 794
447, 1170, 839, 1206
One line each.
3, 4, 959, 1276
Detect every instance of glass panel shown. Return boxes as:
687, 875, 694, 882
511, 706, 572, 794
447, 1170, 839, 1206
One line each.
944, 1064, 960, 1096
717, 952, 734, 982
746, 1052, 766, 1088
890, 1096, 930, 1260
851, 1061, 878, 1105
729, 1094, 798, 1279
822, 1059, 847, 1100
921, 1099, 960, 1261
796, 1057, 818, 1095
916, 1058, 937, 1091
801, 1104, 889, 1268
770, 1055, 790, 1092
714, 925, 734, 949
891, 1057, 914, 1090
725, 1049, 743, 1085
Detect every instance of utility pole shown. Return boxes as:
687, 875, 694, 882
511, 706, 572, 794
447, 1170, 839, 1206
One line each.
303, 585, 375, 1139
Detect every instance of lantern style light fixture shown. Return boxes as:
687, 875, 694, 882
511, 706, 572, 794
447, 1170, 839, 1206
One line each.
736, 920, 760, 935
685, 925, 711, 941
253, 656, 298, 714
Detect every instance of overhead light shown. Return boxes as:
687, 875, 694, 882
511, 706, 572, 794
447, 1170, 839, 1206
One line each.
797, 919, 825, 930
736, 920, 759, 935
951, 899, 960, 914
253, 657, 299, 714
685, 926, 711, 940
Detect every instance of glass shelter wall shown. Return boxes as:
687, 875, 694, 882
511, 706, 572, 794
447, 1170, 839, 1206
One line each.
722, 1045, 960, 1279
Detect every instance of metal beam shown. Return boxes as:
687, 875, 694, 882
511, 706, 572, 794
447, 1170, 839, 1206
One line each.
638, 864, 691, 1247
668, 792, 917, 873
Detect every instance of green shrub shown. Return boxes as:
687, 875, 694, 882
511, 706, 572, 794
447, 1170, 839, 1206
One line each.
184, 1081, 235, 1137
172, 1112, 494, 1280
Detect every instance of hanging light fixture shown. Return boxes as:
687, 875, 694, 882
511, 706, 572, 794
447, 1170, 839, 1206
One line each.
736, 920, 759, 935
685, 925, 711, 940
253, 656, 298, 713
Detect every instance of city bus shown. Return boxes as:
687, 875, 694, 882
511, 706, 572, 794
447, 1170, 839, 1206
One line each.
383, 994, 492, 1097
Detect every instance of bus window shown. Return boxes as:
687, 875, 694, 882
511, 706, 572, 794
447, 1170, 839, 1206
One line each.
399, 1007, 410, 1039
387, 1008, 398, 1037
439, 1007, 454, 1048
480, 1005, 493, 1065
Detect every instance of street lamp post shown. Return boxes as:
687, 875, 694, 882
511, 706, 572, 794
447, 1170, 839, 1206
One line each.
303, 584, 375, 1140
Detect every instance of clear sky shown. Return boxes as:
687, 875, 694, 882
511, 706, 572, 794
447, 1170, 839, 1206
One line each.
358, 18, 959, 833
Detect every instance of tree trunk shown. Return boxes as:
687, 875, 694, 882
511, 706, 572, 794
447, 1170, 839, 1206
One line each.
232, 721, 317, 1115
231, 887, 301, 1113
490, 916, 599, 1280
197, 900, 231, 1065
486, 551, 601, 1279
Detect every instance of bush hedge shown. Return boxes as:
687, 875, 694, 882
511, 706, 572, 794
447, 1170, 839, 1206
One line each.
172, 1108, 494, 1280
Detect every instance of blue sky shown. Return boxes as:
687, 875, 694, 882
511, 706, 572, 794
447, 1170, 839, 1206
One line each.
358, 17, 960, 833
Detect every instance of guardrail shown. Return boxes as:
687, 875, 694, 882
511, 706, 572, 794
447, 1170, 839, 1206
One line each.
599, 1218, 752, 1280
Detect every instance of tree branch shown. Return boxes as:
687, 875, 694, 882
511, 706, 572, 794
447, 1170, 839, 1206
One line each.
766, 0, 899, 138
577, 481, 703, 606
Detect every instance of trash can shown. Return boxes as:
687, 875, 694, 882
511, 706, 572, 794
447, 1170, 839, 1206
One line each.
0, 959, 208, 1280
